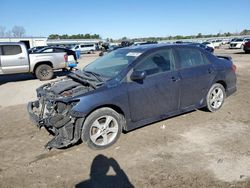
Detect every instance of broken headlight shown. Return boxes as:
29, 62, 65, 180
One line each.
55, 100, 80, 115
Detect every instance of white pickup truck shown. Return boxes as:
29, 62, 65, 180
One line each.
0, 42, 69, 80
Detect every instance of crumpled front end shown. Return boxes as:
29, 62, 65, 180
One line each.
27, 99, 84, 149
27, 77, 95, 149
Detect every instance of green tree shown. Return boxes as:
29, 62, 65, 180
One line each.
48, 34, 60, 39
122, 36, 128, 40
196, 33, 202, 38
240, 29, 250, 35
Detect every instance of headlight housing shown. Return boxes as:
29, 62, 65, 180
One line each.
55, 100, 80, 115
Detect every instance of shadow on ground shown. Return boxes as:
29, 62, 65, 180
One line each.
0, 71, 70, 85
75, 154, 134, 188
234, 52, 247, 54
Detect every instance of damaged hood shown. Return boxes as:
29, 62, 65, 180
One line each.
37, 70, 104, 100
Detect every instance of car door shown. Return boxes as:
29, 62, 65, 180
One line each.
127, 48, 180, 122
175, 47, 215, 109
0, 45, 29, 74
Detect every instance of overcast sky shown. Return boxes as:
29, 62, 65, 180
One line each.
0, 0, 249, 39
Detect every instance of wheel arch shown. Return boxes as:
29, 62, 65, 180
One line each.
33, 61, 53, 73
83, 104, 127, 131
215, 80, 227, 93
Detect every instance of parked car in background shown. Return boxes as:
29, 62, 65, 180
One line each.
202, 41, 215, 49
71, 44, 96, 54
28, 44, 237, 150
187, 43, 214, 53
35, 47, 77, 61
229, 38, 250, 49
243, 41, 250, 53
121, 41, 133, 47
210, 40, 221, 48
28, 46, 48, 53
0, 42, 68, 80
99, 45, 122, 56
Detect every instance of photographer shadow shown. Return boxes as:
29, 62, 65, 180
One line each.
75, 154, 134, 188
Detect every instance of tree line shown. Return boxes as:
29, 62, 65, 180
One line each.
48, 34, 101, 39
125, 29, 250, 42
1, 25, 249, 42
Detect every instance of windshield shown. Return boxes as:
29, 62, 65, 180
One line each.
235, 39, 243, 42
83, 48, 142, 78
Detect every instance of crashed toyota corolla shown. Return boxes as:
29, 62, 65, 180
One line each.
28, 44, 237, 150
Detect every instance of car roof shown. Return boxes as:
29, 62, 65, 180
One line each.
123, 43, 198, 53
42, 46, 69, 50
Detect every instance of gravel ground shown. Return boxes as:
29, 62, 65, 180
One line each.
0, 46, 250, 188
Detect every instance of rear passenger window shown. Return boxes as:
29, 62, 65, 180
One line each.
2, 45, 22, 55
135, 49, 175, 76
176, 48, 209, 69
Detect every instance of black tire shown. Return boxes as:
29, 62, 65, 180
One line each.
206, 83, 226, 112
81, 107, 123, 150
35, 64, 53, 81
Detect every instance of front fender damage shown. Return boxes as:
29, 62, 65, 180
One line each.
27, 71, 104, 149
28, 100, 85, 149
45, 117, 84, 149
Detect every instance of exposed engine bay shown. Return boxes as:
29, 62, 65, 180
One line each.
27, 70, 103, 149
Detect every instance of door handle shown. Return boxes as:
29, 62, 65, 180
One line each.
18, 57, 25, 60
171, 76, 180, 82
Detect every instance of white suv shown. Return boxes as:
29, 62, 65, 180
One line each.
229, 38, 250, 49
72, 44, 96, 54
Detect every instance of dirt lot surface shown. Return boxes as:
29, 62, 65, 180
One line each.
0, 47, 250, 188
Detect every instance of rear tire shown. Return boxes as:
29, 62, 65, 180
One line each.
206, 83, 226, 112
35, 64, 53, 81
81, 107, 123, 150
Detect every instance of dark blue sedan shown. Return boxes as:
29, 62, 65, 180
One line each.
28, 44, 237, 149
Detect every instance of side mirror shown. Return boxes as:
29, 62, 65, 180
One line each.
130, 70, 147, 81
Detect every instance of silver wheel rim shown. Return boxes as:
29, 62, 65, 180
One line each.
89, 115, 119, 146
209, 87, 224, 109
40, 68, 50, 77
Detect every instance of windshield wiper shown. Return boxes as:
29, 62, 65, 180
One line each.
83, 70, 104, 82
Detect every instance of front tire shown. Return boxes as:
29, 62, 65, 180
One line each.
81, 107, 123, 149
35, 64, 53, 81
206, 83, 226, 112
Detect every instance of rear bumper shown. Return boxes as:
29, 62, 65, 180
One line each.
226, 86, 237, 97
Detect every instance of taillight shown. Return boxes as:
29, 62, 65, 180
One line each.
64, 54, 68, 62
232, 64, 236, 73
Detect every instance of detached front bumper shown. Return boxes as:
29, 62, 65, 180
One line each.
27, 100, 84, 149
27, 101, 40, 125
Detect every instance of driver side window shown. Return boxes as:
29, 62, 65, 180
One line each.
135, 49, 175, 76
